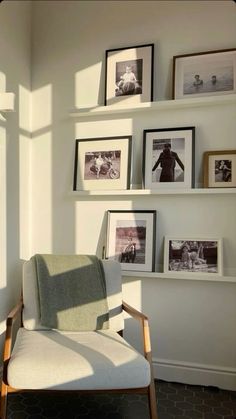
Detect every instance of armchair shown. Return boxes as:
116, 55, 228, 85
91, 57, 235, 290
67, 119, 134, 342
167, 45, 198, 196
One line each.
0, 256, 158, 419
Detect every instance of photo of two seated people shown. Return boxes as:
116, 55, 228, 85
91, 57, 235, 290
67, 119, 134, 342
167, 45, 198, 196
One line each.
84, 150, 121, 180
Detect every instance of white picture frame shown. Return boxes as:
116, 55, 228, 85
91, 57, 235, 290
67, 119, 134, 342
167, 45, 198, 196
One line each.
173, 48, 236, 100
164, 237, 223, 276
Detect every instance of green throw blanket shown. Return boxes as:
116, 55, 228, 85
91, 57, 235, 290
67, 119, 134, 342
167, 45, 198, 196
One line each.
33, 254, 109, 331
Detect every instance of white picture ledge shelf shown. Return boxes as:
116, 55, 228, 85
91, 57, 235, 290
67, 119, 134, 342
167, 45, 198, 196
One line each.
71, 188, 236, 197
69, 94, 236, 118
0, 93, 15, 112
122, 271, 236, 283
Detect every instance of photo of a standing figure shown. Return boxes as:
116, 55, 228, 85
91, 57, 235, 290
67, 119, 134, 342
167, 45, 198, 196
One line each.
120, 238, 137, 263
115, 220, 146, 265
152, 139, 185, 182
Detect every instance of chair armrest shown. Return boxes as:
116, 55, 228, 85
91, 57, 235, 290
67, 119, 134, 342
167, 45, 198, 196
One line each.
122, 300, 152, 359
3, 299, 23, 362
122, 300, 148, 322
6, 299, 23, 327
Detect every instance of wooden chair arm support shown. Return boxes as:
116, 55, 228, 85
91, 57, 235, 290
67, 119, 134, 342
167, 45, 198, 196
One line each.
3, 299, 23, 363
122, 301, 152, 359
6, 299, 23, 327
122, 300, 148, 322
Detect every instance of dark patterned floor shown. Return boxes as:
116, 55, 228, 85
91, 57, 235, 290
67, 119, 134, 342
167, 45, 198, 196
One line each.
5, 380, 236, 419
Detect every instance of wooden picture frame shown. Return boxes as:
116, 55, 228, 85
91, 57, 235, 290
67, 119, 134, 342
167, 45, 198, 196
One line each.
164, 237, 223, 276
173, 48, 236, 99
143, 127, 195, 189
203, 150, 236, 188
106, 210, 156, 272
73, 136, 132, 191
105, 44, 154, 106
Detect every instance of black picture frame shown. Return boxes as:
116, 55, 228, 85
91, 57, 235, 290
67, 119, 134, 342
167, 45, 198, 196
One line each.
105, 44, 154, 106
106, 210, 156, 272
143, 127, 195, 189
73, 136, 132, 191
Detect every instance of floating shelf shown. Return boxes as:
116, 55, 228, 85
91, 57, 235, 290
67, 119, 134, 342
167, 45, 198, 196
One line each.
122, 271, 236, 283
70, 187, 236, 197
0, 93, 15, 112
69, 94, 236, 118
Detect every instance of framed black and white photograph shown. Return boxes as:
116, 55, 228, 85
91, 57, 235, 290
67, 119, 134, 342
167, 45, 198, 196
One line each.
106, 210, 156, 272
143, 127, 195, 190
203, 150, 236, 188
73, 136, 132, 191
164, 237, 223, 276
105, 44, 154, 106
173, 48, 236, 99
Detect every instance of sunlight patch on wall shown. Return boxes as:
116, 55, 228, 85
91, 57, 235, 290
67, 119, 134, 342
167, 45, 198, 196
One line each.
19, 85, 31, 260
0, 71, 6, 92
32, 84, 52, 132
19, 85, 31, 132
30, 83, 53, 255
122, 279, 142, 314
31, 132, 52, 255
75, 201, 134, 257
0, 125, 6, 289
75, 62, 102, 108
75, 118, 133, 139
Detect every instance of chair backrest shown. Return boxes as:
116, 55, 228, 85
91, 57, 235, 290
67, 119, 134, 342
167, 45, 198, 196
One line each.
22, 258, 124, 332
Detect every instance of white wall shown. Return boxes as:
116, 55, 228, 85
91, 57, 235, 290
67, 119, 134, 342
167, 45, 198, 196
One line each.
0, 0, 31, 351
29, 0, 236, 389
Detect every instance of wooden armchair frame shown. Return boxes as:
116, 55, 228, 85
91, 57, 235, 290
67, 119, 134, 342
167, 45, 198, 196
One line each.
0, 299, 158, 419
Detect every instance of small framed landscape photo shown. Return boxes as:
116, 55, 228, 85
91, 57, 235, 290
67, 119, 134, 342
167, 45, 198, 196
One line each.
164, 237, 223, 276
106, 210, 156, 272
73, 136, 132, 191
203, 150, 236, 188
143, 127, 195, 189
105, 44, 154, 106
173, 48, 236, 99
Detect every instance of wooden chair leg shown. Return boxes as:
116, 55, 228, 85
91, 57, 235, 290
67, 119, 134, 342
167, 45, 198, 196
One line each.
0, 381, 8, 419
148, 377, 158, 419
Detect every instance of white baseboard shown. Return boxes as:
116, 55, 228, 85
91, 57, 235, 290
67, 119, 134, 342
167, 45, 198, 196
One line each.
153, 357, 236, 391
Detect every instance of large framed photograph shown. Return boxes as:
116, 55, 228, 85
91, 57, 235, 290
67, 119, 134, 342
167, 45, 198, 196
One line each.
173, 48, 236, 99
106, 210, 156, 272
203, 150, 236, 188
73, 136, 132, 191
105, 44, 154, 106
164, 237, 223, 276
143, 127, 195, 189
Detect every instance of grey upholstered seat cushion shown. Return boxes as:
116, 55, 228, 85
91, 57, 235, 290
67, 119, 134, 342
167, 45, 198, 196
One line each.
8, 328, 150, 390
23, 259, 124, 332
